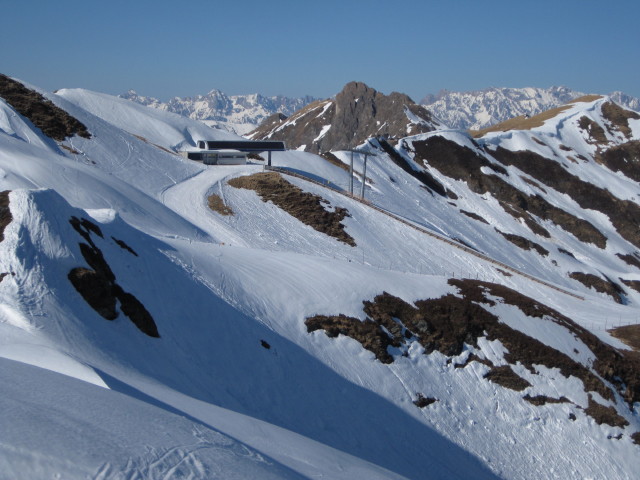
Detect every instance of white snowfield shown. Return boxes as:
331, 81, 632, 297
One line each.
0, 83, 639, 479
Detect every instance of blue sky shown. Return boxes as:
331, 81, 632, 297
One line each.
2, 0, 638, 101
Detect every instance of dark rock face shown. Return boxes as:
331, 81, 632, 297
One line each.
0, 73, 90, 141
250, 81, 437, 153
0, 191, 12, 242
68, 216, 159, 338
411, 136, 607, 247
305, 279, 640, 430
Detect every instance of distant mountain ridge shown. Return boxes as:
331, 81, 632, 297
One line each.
421, 86, 640, 130
120, 89, 316, 136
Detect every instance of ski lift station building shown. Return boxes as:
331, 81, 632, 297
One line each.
181, 140, 286, 166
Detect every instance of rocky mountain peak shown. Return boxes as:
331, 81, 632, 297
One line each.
249, 81, 439, 153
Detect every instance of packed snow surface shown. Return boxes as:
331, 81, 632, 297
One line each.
1, 83, 639, 479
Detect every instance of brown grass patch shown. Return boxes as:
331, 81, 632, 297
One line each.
320, 152, 349, 172
595, 141, 640, 182
496, 229, 549, 256
0, 191, 12, 242
306, 278, 640, 414
569, 272, 624, 303
578, 116, 608, 145
523, 394, 570, 406
608, 325, 640, 351
620, 279, 640, 293
584, 396, 629, 427
470, 96, 603, 138
207, 193, 234, 216
520, 176, 547, 193
471, 106, 572, 138
601, 102, 640, 139
616, 253, 640, 270
305, 313, 397, 364
491, 146, 640, 249
484, 365, 532, 391
413, 137, 604, 246
0, 74, 90, 141
228, 172, 356, 246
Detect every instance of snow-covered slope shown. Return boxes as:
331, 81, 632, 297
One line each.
1, 75, 640, 479
120, 89, 316, 136
421, 86, 640, 130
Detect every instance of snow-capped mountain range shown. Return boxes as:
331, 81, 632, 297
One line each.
120, 89, 316, 136
122, 85, 640, 136
2, 72, 640, 479
421, 86, 640, 130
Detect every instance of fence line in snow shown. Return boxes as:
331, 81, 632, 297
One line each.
265, 166, 585, 301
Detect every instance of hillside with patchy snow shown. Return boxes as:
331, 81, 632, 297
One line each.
248, 81, 441, 153
421, 86, 640, 130
1, 74, 640, 479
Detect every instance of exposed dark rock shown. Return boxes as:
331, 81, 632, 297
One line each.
459, 210, 489, 224
584, 396, 629, 427
305, 313, 397, 364
484, 365, 532, 391
569, 272, 625, 303
68, 217, 159, 338
250, 82, 437, 153
68, 267, 118, 320
596, 141, 640, 182
112, 285, 159, 338
0, 191, 12, 242
491, 146, 640, 248
523, 394, 570, 406
378, 138, 447, 196
260, 340, 271, 349
111, 237, 138, 256
620, 279, 640, 293
228, 172, 356, 246
600, 102, 640, 139
412, 136, 605, 247
454, 353, 493, 369
413, 394, 437, 408
616, 252, 640, 270
578, 116, 608, 145
0, 73, 90, 141
558, 247, 575, 258
69, 216, 103, 246
306, 279, 640, 411
496, 229, 549, 256
520, 176, 547, 193
632, 432, 640, 445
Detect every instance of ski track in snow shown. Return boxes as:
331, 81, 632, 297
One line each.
2, 86, 640, 479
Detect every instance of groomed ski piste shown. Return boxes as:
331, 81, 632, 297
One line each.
1, 80, 640, 479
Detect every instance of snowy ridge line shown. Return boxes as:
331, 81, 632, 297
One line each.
265, 166, 585, 301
